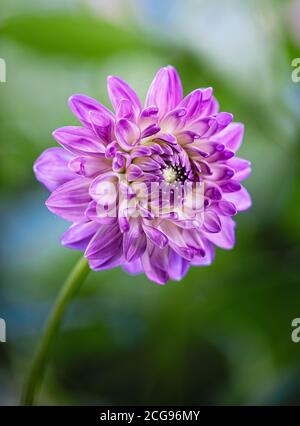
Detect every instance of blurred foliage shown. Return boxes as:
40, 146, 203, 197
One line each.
1, 0, 300, 406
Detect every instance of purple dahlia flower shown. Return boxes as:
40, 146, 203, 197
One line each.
34, 66, 251, 284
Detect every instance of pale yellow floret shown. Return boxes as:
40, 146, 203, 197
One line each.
163, 166, 177, 184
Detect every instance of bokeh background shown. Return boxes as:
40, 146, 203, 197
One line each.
1, 0, 300, 405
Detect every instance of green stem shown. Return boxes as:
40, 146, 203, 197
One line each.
21, 256, 90, 406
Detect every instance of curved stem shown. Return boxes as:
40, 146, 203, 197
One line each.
21, 256, 90, 406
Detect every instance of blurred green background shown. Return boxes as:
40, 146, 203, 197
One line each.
1, 0, 300, 405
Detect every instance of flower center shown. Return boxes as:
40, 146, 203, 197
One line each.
163, 165, 187, 184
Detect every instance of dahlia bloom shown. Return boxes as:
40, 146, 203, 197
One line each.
34, 66, 251, 284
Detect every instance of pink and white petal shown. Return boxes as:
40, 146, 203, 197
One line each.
107, 75, 141, 117
145, 66, 183, 118
33, 147, 76, 191
68, 94, 114, 128
53, 126, 106, 156
61, 221, 99, 250
46, 177, 92, 222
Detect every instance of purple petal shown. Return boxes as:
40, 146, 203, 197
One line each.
145, 66, 183, 118
227, 157, 251, 181
215, 200, 237, 216
219, 180, 241, 193
141, 243, 169, 284
149, 143, 164, 154
89, 255, 123, 271
204, 216, 236, 249
168, 249, 189, 281
112, 152, 126, 172
123, 258, 143, 275
115, 118, 141, 151
207, 164, 235, 181
154, 133, 177, 144
159, 221, 194, 260
33, 147, 76, 191
214, 123, 244, 153
107, 75, 141, 117
139, 106, 159, 130
178, 89, 203, 123
85, 222, 123, 268
61, 221, 99, 250
116, 98, 135, 120
180, 87, 220, 122
53, 126, 106, 156
224, 187, 252, 211
123, 220, 147, 262
160, 107, 186, 132
203, 210, 222, 233
200, 113, 233, 138
131, 146, 152, 159
182, 230, 206, 256
176, 131, 200, 146
202, 94, 219, 117
85, 201, 117, 224
89, 111, 113, 143
89, 174, 118, 212
205, 184, 222, 201
127, 164, 144, 181
186, 117, 211, 136
105, 141, 119, 158
46, 177, 91, 222
191, 238, 215, 266
68, 94, 114, 129
141, 124, 160, 138
69, 156, 111, 177
143, 225, 168, 248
